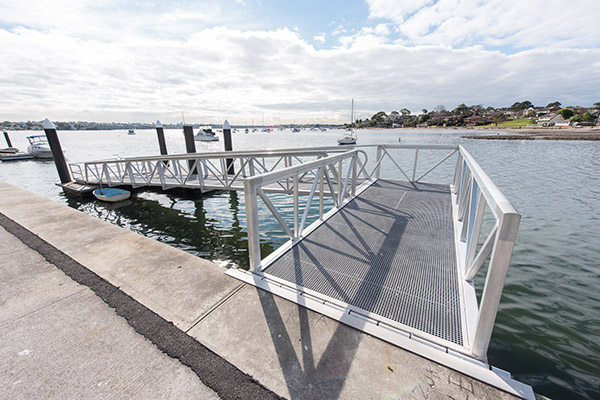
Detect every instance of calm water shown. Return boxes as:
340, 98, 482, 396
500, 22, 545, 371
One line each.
1, 128, 598, 399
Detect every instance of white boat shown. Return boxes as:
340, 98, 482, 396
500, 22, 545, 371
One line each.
338, 99, 357, 145
93, 188, 131, 202
128, 129, 136, 135
195, 126, 219, 141
245, 128, 249, 134
26, 135, 53, 159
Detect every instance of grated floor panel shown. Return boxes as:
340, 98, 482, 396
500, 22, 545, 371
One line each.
264, 179, 462, 345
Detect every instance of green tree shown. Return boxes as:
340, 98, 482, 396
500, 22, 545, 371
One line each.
594, 102, 600, 110
546, 101, 561, 108
571, 112, 596, 123
400, 108, 411, 116
452, 103, 472, 116
559, 108, 574, 119
491, 112, 506, 126
510, 100, 533, 111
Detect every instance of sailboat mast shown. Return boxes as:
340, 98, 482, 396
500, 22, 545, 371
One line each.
351, 99, 354, 126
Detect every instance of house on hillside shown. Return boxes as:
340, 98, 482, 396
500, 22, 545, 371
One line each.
464, 115, 490, 125
537, 113, 569, 127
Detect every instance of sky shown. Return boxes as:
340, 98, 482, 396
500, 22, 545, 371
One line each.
1, 0, 599, 124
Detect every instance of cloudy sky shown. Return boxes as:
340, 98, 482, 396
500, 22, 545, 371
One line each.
1, 0, 599, 124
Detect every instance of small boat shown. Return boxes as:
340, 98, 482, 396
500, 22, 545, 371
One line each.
195, 126, 219, 141
93, 188, 131, 202
338, 99, 357, 145
292, 127, 301, 132
26, 135, 53, 159
245, 128, 249, 134
128, 129, 136, 135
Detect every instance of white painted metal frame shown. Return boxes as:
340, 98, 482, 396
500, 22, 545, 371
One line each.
243, 149, 370, 271
451, 145, 521, 361
237, 144, 520, 360
68, 148, 367, 193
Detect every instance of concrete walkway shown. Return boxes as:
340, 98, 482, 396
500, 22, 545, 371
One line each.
0, 225, 218, 399
0, 181, 528, 399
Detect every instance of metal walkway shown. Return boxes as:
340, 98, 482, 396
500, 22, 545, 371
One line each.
264, 179, 462, 344
70, 144, 526, 396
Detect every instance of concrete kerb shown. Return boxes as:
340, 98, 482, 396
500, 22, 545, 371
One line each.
0, 212, 282, 400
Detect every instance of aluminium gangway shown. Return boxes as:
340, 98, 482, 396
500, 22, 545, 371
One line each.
70, 145, 532, 398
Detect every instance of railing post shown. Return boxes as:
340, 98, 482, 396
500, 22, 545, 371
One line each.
471, 212, 521, 360
245, 184, 262, 271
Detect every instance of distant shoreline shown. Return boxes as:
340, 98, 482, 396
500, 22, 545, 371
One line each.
367, 126, 600, 140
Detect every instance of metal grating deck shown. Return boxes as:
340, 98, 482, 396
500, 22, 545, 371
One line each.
264, 179, 462, 345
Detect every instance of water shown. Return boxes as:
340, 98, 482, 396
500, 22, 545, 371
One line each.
1, 128, 598, 399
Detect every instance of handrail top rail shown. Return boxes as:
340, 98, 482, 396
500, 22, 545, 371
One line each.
458, 145, 519, 217
74, 147, 355, 165
72, 144, 459, 166
244, 150, 362, 187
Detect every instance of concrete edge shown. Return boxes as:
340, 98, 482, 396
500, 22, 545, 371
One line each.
0, 212, 283, 400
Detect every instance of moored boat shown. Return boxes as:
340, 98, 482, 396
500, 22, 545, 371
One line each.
338, 99, 357, 145
195, 126, 219, 141
26, 135, 53, 159
93, 188, 131, 202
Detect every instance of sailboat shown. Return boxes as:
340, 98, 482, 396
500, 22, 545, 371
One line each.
338, 99, 357, 145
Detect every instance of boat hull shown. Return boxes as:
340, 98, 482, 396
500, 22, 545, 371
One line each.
194, 135, 219, 141
27, 145, 53, 159
93, 188, 131, 203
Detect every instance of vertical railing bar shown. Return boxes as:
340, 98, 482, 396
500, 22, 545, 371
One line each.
471, 212, 520, 360
319, 167, 324, 219
375, 145, 383, 179
293, 175, 299, 238
465, 182, 484, 269
337, 160, 342, 206
244, 181, 261, 271
412, 149, 419, 182
461, 177, 475, 240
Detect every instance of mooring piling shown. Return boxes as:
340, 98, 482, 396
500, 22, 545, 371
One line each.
155, 120, 168, 155
3, 130, 12, 148
182, 124, 197, 172
223, 120, 234, 175
43, 119, 71, 184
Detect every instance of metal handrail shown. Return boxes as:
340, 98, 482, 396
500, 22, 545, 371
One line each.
452, 145, 520, 360
244, 150, 365, 271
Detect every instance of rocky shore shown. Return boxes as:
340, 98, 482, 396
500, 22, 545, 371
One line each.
460, 126, 600, 140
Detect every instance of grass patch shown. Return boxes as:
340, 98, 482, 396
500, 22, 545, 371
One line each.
484, 118, 535, 127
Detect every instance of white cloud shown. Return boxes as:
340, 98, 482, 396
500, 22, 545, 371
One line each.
366, 0, 600, 50
314, 33, 326, 43
0, 1, 598, 124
